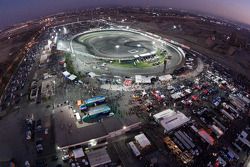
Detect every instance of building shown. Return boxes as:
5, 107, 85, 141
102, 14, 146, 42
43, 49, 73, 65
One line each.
153, 109, 176, 122
86, 147, 111, 167
134, 133, 151, 149
153, 109, 190, 133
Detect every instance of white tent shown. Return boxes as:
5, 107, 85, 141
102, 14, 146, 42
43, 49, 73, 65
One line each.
159, 75, 172, 82
135, 133, 151, 148
68, 74, 77, 81
62, 71, 70, 77
135, 75, 153, 84
159, 112, 190, 133
153, 109, 190, 133
73, 148, 85, 158
88, 72, 98, 78
134, 55, 140, 58
153, 109, 176, 122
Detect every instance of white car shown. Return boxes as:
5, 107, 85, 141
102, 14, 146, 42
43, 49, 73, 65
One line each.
36, 144, 43, 151
25, 161, 30, 167
62, 155, 70, 161
36, 140, 44, 153
44, 128, 48, 135
26, 130, 32, 140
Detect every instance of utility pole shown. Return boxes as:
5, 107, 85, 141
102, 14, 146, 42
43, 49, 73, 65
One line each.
163, 58, 167, 73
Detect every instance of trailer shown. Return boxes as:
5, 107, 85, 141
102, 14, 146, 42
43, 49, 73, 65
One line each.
220, 109, 234, 121
211, 125, 224, 138
82, 105, 111, 122
212, 118, 227, 132
174, 132, 191, 150
84, 96, 106, 107
79, 104, 87, 111
128, 141, 141, 157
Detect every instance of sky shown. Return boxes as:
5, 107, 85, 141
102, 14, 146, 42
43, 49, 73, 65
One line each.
0, 0, 250, 29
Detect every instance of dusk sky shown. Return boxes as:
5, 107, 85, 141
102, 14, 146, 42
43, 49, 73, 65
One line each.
0, 0, 250, 29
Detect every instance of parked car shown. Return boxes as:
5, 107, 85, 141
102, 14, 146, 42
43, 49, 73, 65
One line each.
44, 128, 48, 135
36, 119, 42, 131
25, 161, 30, 167
36, 139, 44, 153
62, 155, 70, 162
26, 130, 32, 140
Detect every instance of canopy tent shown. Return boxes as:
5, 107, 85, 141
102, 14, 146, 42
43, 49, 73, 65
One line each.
68, 74, 77, 81
62, 71, 70, 77
153, 109, 176, 122
135, 75, 154, 84
154, 109, 190, 133
159, 75, 172, 82
135, 133, 151, 148
88, 72, 98, 78
160, 112, 190, 132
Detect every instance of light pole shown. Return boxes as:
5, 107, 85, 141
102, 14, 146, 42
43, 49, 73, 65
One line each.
115, 45, 120, 63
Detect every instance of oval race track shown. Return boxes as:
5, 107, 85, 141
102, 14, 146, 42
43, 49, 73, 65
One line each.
70, 28, 185, 76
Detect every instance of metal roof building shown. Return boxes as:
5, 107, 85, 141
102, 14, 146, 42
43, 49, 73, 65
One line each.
153, 109, 190, 133
86, 147, 111, 167
134, 133, 151, 149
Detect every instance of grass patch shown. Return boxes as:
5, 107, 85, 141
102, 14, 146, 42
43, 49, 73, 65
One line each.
111, 49, 167, 69
65, 53, 75, 74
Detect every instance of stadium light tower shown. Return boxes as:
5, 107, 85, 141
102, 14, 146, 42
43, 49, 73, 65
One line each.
115, 45, 120, 61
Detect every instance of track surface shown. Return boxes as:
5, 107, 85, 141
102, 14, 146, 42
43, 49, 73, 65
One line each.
73, 30, 156, 60
71, 29, 185, 76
